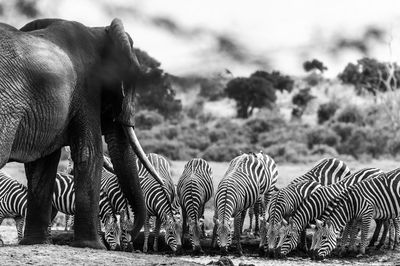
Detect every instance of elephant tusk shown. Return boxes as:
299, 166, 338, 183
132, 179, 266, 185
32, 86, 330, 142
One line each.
123, 126, 164, 186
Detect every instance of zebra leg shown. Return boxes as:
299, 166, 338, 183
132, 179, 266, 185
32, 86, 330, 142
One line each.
247, 207, 253, 233
211, 213, 218, 248
153, 217, 162, 252
359, 214, 373, 255
234, 213, 243, 256
200, 206, 206, 238
337, 223, 352, 254
240, 210, 247, 236
368, 219, 383, 248
15, 216, 25, 243
254, 201, 260, 237
393, 218, 400, 250
348, 221, 360, 254
376, 220, 389, 250
181, 209, 187, 246
143, 215, 151, 253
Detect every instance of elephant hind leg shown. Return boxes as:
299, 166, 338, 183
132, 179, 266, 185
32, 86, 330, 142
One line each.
20, 149, 61, 245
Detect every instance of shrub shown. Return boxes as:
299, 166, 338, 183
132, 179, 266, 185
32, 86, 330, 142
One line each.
337, 126, 390, 158
336, 105, 364, 125
306, 127, 340, 149
317, 102, 339, 124
135, 110, 164, 130
330, 122, 357, 142
265, 142, 309, 163
202, 144, 242, 162
141, 139, 193, 160
257, 125, 308, 148
310, 144, 338, 157
160, 125, 179, 140
208, 128, 229, 143
387, 139, 400, 156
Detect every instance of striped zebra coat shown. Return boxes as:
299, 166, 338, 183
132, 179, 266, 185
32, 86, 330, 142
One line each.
137, 153, 182, 253
265, 158, 350, 254
177, 158, 213, 254
277, 168, 383, 257
51, 172, 122, 250
211, 152, 278, 256
0, 172, 27, 242
312, 168, 400, 258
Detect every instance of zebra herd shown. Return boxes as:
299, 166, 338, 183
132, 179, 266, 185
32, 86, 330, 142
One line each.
0, 152, 400, 261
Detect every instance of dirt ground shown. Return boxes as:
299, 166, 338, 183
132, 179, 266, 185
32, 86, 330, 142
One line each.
0, 225, 399, 266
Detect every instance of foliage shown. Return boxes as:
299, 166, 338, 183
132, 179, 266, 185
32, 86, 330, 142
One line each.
265, 142, 309, 163
303, 59, 328, 73
291, 88, 315, 120
225, 77, 276, 118
336, 105, 364, 125
135, 110, 164, 130
250, 70, 294, 93
317, 102, 339, 124
134, 48, 182, 118
306, 127, 340, 149
338, 57, 400, 95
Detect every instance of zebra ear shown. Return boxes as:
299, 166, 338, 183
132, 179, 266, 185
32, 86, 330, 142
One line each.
282, 219, 288, 226
315, 219, 324, 229
326, 219, 332, 228
228, 217, 234, 225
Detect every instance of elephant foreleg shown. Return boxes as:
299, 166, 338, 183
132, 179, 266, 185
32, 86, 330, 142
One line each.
20, 149, 60, 245
70, 126, 104, 250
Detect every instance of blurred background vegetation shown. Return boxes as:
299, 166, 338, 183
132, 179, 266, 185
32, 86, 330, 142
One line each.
3, 0, 400, 164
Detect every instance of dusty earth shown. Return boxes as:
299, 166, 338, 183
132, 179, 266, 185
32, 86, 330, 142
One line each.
0, 225, 399, 266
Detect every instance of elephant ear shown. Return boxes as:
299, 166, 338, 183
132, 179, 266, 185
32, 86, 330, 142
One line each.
107, 18, 141, 71
20, 18, 65, 32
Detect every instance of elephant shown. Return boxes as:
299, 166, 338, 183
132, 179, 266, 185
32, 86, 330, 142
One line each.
0, 18, 164, 249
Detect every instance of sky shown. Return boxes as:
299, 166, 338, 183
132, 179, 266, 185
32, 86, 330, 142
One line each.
9, 0, 400, 78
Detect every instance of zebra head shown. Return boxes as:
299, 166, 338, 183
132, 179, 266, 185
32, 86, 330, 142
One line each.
277, 219, 300, 257
215, 217, 234, 255
104, 213, 121, 251
267, 222, 285, 255
188, 216, 203, 254
119, 208, 134, 251
163, 213, 183, 253
312, 219, 338, 260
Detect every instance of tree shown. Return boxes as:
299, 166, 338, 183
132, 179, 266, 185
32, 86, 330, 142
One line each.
225, 76, 276, 118
134, 48, 182, 118
303, 59, 328, 73
250, 70, 294, 93
291, 88, 315, 120
338, 57, 400, 95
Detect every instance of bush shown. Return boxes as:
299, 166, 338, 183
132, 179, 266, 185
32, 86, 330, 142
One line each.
306, 127, 340, 149
265, 142, 309, 163
135, 110, 164, 130
208, 128, 229, 143
337, 126, 390, 158
330, 122, 357, 142
140, 139, 194, 160
257, 125, 308, 148
310, 144, 338, 157
387, 139, 400, 156
202, 144, 242, 162
336, 105, 364, 125
317, 102, 339, 124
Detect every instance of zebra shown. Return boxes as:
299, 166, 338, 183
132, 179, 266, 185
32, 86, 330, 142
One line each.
211, 152, 278, 256
177, 158, 213, 254
265, 158, 351, 255
289, 158, 351, 186
137, 153, 182, 253
0, 171, 27, 243
276, 167, 383, 257
51, 172, 122, 250
311, 168, 400, 259
265, 180, 322, 256
101, 166, 134, 251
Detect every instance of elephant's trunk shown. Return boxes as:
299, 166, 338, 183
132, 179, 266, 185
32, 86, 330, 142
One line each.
104, 126, 145, 241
